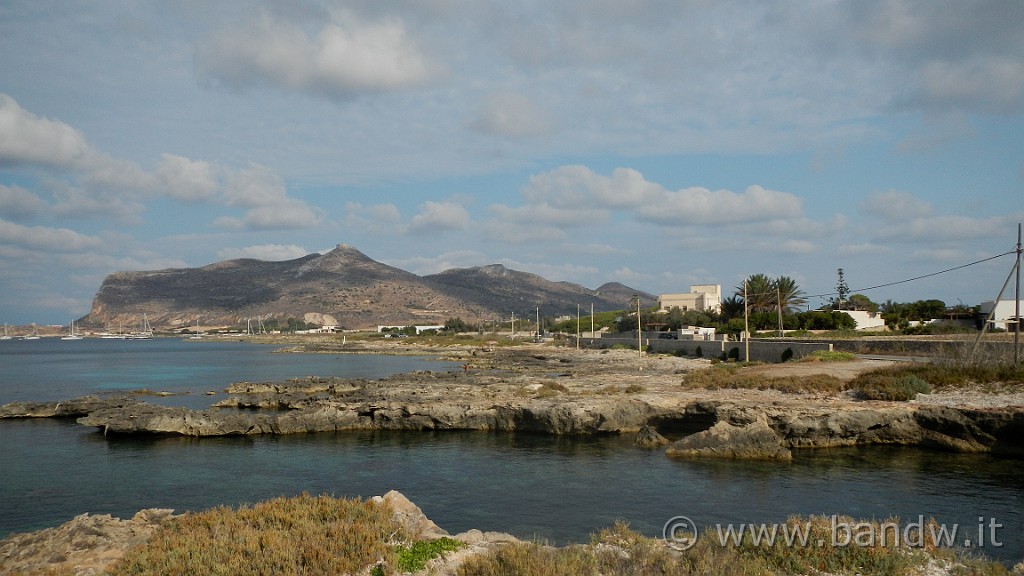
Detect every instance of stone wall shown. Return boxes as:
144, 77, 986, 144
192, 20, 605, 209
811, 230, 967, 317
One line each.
578, 334, 832, 363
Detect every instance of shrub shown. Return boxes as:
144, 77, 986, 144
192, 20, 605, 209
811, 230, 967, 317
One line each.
109, 494, 406, 576
395, 537, 464, 572
853, 373, 932, 401
800, 350, 857, 362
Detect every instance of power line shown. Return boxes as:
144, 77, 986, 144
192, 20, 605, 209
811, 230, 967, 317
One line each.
735, 249, 1016, 302
805, 249, 1016, 301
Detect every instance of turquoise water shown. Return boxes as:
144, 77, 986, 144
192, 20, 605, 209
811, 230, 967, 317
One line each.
0, 339, 1022, 564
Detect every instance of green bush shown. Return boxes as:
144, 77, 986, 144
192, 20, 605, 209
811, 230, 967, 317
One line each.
396, 537, 464, 572
853, 373, 932, 401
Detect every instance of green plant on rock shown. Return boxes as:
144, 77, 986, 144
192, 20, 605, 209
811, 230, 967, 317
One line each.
396, 537, 464, 572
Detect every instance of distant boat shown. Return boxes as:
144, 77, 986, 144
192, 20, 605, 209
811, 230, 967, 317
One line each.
0, 324, 11, 341
61, 319, 84, 340
127, 314, 153, 340
23, 324, 40, 340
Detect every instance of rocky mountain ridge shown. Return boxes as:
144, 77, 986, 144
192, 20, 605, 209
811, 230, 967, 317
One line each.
82, 244, 654, 330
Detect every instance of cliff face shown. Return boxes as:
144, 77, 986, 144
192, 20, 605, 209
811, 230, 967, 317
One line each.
82, 245, 652, 330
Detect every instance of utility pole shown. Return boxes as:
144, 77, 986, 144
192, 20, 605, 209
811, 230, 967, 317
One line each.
511, 312, 515, 339
576, 303, 580, 350
743, 280, 750, 362
536, 305, 540, 341
631, 294, 643, 359
591, 302, 595, 336
1016, 223, 1021, 367
777, 286, 783, 338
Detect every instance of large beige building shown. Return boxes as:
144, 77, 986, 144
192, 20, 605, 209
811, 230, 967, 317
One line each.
658, 284, 722, 313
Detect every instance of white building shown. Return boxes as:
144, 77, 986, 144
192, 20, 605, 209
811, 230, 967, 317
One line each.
841, 310, 887, 331
978, 300, 1023, 331
658, 284, 722, 313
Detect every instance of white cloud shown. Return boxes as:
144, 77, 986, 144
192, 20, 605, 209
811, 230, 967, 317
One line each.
860, 190, 933, 221
467, 92, 553, 138
220, 163, 323, 230
0, 184, 47, 220
637, 185, 803, 226
157, 153, 219, 202
522, 166, 662, 209
838, 243, 893, 256
196, 12, 436, 98
217, 244, 309, 261
0, 218, 104, 252
408, 201, 470, 234
0, 94, 90, 168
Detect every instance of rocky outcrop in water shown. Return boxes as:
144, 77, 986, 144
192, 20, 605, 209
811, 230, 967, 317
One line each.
5, 348, 1024, 459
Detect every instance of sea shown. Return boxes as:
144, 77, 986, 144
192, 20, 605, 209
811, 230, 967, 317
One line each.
1, 337, 1022, 564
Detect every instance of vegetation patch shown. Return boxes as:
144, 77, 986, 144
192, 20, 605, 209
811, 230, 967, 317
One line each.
393, 537, 464, 573
456, 518, 1011, 576
799, 350, 857, 362
108, 494, 407, 576
682, 365, 846, 394
850, 362, 1024, 396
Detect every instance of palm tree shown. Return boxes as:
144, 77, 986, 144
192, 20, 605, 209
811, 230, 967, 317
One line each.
736, 274, 806, 314
719, 296, 745, 321
775, 276, 807, 314
735, 274, 776, 313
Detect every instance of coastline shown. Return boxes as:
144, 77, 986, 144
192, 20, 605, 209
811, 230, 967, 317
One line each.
4, 341, 1024, 457
3, 341, 1024, 574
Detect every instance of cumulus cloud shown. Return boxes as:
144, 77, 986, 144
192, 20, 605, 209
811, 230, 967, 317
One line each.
196, 12, 436, 98
214, 163, 323, 230
217, 244, 309, 261
518, 166, 802, 226
467, 92, 553, 138
407, 201, 470, 234
860, 190, 933, 221
0, 94, 90, 168
637, 185, 803, 226
156, 153, 220, 202
0, 218, 104, 252
522, 166, 662, 209
0, 184, 47, 220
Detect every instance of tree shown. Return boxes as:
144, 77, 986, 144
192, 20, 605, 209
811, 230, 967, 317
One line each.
719, 296, 745, 322
833, 268, 850, 309
775, 276, 807, 314
846, 293, 879, 314
443, 317, 473, 333
736, 274, 806, 314
736, 274, 776, 313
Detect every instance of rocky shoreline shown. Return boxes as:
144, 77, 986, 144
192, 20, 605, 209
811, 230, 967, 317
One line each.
3, 344, 1023, 459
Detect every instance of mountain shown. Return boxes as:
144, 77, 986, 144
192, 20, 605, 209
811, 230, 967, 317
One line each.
82, 245, 655, 330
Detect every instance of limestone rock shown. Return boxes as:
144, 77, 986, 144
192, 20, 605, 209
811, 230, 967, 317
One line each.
666, 418, 792, 460
634, 424, 670, 448
0, 509, 175, 576
371, 490, 449, 540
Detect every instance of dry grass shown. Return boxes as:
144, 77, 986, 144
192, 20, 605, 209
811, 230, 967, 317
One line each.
107, 494, 408, 576
682, 364, 847, 394
457, 518, 1012, 576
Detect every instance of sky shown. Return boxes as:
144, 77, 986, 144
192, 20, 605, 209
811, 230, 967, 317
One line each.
1, 1, 1022, 325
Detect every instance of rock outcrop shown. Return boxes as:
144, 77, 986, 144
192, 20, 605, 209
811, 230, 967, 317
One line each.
0, 508, 176, 576
5, 347, 1024, 459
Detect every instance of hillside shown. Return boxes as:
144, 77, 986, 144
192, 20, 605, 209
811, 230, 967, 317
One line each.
82, 245, 654, 330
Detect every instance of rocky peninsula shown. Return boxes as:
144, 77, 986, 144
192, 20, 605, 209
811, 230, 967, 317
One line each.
4, 343, 1024, 460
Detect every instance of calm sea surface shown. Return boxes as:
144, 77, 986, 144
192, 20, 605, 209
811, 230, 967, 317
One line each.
1, 338, 1022, 563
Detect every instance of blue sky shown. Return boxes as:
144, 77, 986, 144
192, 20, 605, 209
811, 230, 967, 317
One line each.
1, 1, 1022, 325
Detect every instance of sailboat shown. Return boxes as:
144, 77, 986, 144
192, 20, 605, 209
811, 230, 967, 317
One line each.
0, 324, 11, 341
23, 323, 40, 340
127, 314, 153, 340
61, 319, 84, 340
